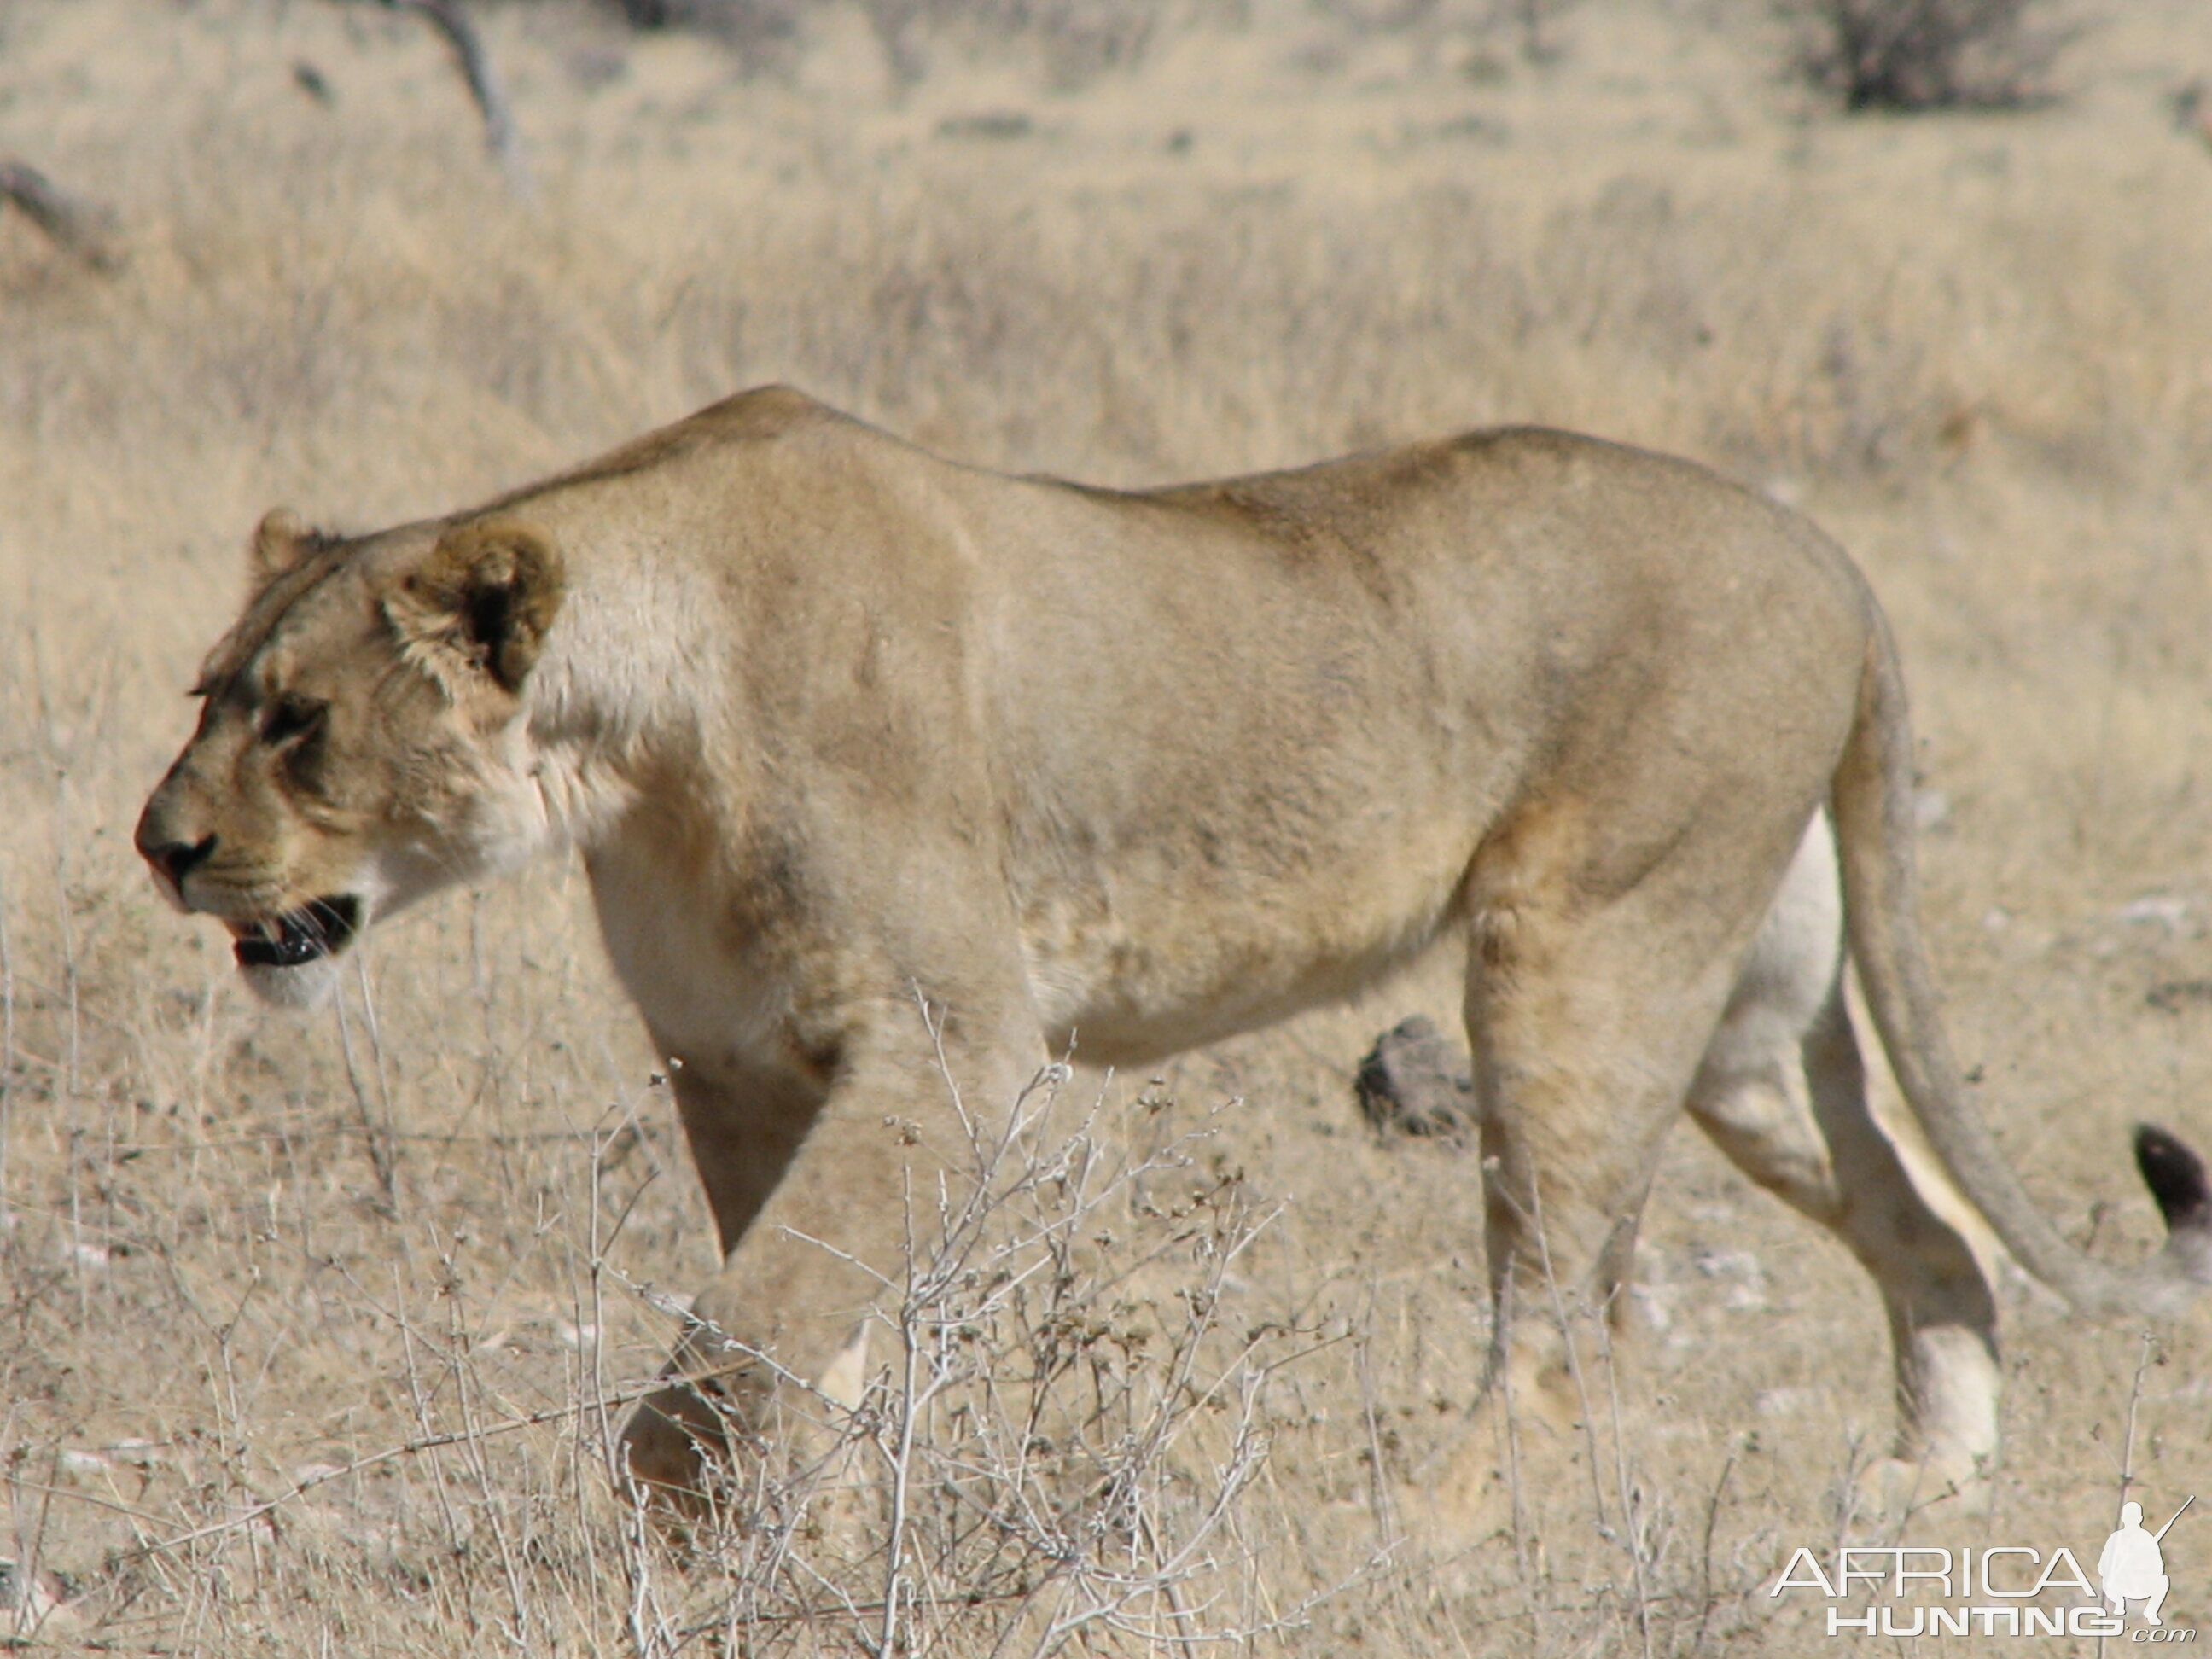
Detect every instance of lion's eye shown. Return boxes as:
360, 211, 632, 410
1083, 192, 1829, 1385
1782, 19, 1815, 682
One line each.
260, 696, 327, 747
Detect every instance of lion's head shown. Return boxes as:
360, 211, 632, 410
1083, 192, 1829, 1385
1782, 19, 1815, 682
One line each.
136, 509, 567, 1007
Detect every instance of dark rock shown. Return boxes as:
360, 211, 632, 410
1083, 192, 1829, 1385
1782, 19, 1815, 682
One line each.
1354, 1015, 1475, 1141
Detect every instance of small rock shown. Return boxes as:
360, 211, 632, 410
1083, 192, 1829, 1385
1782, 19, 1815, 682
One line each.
1629, 1284, 1677, 1332
0, 1558, 79, 1642
1354, 1015, 1475, 1141
2117, 895, 2190, 932
1691, 1247, 1769, 1309
105, 1438, 166, 1467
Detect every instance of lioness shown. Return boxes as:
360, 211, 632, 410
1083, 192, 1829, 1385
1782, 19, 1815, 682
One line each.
137, 387, 2210, 1512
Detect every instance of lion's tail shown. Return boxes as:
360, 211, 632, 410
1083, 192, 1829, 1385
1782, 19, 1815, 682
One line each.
1831, 601, 2212, 1317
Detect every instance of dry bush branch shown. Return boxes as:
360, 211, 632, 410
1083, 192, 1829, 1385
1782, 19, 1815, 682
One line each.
0, 158, 120, 272
643, 1064, 1369, 1655
377, 0, 533, 194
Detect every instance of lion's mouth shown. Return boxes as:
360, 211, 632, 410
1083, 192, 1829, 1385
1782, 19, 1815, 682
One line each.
229, 895, 361, 969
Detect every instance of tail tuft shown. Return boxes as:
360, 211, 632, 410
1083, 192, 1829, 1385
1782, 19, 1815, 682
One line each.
2135, 1123, 2212, 1282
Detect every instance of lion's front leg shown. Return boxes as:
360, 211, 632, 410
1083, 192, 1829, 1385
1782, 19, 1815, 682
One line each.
618, 1001, 1045, 1522
617, 1044, 841, 1516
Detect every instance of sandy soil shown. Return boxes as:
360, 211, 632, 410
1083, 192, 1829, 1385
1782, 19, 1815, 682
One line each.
5, 0, 2212, 1650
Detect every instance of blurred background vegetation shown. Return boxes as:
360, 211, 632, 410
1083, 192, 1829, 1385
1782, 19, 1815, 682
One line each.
3, 0, 2211, 1651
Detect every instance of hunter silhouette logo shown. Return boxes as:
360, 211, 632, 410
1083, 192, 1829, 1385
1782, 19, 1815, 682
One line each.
2103, 1499, 2193, 1627
1771, 1495, 2198, 1640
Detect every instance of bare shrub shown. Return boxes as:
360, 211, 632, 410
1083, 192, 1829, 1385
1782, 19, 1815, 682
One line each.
610, 0, 1195, 86
606, 0, 807, 75
637, 1059, 1358, 1655
1310, 0, 1446, 32
1497, 0, 1578, 64
1788, 0, 2073, 110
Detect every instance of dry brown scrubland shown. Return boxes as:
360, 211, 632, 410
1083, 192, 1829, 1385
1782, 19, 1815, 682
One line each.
6, 0, 2212, 1652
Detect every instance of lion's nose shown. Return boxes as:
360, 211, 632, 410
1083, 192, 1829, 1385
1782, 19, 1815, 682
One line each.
139, 832, 217, 890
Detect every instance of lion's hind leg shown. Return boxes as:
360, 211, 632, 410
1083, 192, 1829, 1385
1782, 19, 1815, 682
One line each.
1399, 803, 1795, 1557
1458, 814, 1804, 1452
1685, 816, 1999, 1522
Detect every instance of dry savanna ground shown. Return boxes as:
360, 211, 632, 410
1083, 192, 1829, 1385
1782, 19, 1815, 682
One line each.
6, 0, 2212, 1652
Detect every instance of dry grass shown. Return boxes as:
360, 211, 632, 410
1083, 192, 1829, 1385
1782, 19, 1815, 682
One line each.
5, 0, 2212, 1651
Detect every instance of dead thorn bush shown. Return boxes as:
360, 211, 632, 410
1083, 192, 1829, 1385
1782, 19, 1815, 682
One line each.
1787, 0, 2074, 111
629, 1064, 1369, 1656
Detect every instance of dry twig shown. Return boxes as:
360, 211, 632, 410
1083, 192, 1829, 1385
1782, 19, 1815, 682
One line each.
0, 159, 121, 271
379, 0, 533, 194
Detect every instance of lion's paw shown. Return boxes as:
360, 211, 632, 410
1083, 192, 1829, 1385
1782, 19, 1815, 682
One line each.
1848, 1452, 1994, 1531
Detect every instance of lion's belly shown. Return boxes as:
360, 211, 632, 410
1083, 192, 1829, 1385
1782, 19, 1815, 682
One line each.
1015, 821, 1476, 1067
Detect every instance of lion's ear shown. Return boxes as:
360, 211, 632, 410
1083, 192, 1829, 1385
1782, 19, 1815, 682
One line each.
387, 516, 567, 696
248, 508, 316, 588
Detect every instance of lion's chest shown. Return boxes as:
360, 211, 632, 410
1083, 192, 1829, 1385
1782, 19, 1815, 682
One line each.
584, 841, 794, 1068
